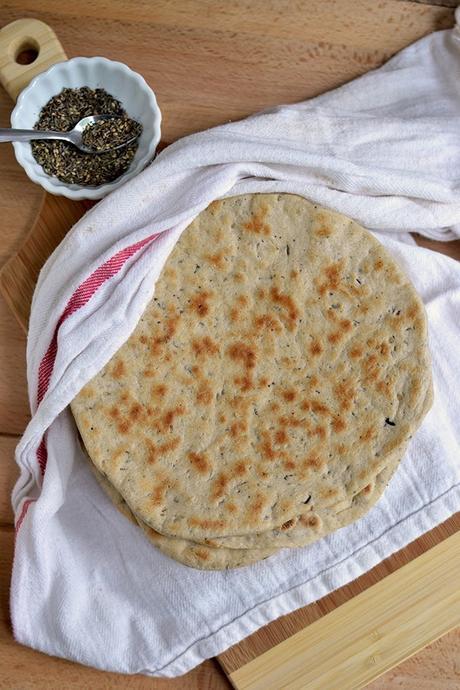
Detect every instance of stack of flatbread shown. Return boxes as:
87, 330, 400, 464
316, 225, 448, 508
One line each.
71, 194, 433, 569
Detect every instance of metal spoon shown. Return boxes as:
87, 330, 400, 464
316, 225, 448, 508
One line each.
0, 115, 139, 154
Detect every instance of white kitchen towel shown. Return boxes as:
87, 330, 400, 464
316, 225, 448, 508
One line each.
10, 16, 460, 678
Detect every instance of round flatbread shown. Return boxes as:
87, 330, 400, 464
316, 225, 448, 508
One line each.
72, 193, 432, 541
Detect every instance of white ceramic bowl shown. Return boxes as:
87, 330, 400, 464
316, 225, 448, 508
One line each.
11, 57, 161, 200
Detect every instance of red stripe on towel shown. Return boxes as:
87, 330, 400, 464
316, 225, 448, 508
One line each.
15, 498, 36, 532
35, 231, 161, 476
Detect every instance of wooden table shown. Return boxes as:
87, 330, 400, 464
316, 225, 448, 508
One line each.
0, 1, 459, 688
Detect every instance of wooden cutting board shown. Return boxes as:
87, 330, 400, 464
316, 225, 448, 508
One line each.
1, 12, 459, 690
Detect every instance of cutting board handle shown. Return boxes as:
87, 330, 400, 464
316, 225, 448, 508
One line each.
0, 18, 67, 102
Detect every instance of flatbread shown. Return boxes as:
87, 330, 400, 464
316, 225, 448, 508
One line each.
72, 194, 432, 541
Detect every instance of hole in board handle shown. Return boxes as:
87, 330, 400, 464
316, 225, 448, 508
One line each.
14, 39, 40, 65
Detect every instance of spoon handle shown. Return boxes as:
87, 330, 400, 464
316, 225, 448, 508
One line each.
0, 128, 70, 144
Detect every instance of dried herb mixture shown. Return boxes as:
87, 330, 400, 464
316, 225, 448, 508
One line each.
81, 117, 142, 153
31, 87, 142, 186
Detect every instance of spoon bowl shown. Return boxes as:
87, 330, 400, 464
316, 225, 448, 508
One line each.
70, 114, 140, 153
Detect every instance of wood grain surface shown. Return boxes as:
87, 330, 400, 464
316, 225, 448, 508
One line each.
0, 1, 459, 688
228, 532, 460, 689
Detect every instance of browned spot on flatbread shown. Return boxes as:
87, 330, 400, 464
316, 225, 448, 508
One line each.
112, 359, 125, 379
315, 260, 344, 296
379, 341, 390, 357
233, 272, 244, 284
311, 400, 330, 416
300, 514, 321, 528
150, 477, 171, 507
230, 295, 250, 324
328, 331, 341, 344
212, 472, 229, 500
350, 345, 363, 359
192, 336, 220, 358
406, 303, 421, 320
129, 403, 143, 422
374, 259, 384, 271
280, 518, 295, 531
109, 406, 120, 420
229, 395, 253, 412
209, 199, 223, 213
309, 338, 323, 356
188, 451, 211, 475
145, 438, 158, 465
315, 225, 332, 238
360, 426, 376, 443
234, 460, 248, 476
328, 319, 352, 344
226, 502, 238, 513
145, 436, 180, 464
230, 420, 248, 437
189, 291, 212, 317
363, 353, 380, 383
270, 287, 299, 330
311, 425, 326, 440
152, 313, 179, 353
152, 384, 167, 399
253, 314, 282, 333
155, 404, 185, 432
234, 375, 253, 391
247, 492, 266, 524
188, 517, 227, 530
334, 379, 356, 412
279, 415, 305, 429
302, 452, 324, 471
331, 417, 347, 433
282, 389, 296, 402
228, 341, 257, 369
275, 428, 288, 445
204, 251, 225, 269
243, 206, 271, 236
284, 458, 296, 470
113, 416, 130, 434
260, 432, 278, 461
193, 548, 210, 561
